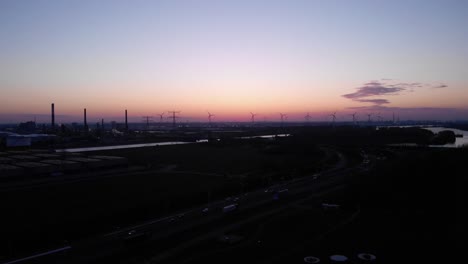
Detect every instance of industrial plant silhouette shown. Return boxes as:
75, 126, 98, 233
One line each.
0, 101, 464, 264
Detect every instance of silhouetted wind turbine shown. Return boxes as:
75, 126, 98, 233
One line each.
367, 113, 373, 123
330, 112, 337, 125
158, 112, 165, 123
250, 112, 257, 123
350, 112, 358, 124
305, 112, 311, 122
279, 113, 287, 127
279, 113, 287, 122
207, 111, 215, 124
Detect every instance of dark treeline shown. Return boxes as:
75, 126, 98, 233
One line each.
289, 126, 455, 146
445, 122, 468, 132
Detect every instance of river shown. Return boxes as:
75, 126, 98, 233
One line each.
55, 134, 290, 153
423, 127, 468, 148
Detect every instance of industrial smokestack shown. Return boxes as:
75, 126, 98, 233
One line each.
101, 118, 104, 129
84, 108, 88, 130
125, 109, 128, 130
51, 103, 55, 130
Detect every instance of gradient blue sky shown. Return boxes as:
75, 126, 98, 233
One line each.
1, 0, 467, 123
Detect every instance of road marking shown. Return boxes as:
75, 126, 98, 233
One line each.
2, 246, 71, 264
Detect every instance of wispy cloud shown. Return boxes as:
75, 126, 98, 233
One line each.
343, 84, 404, 99
347, 105, 459, 112
354, 99, 390, 105
343, 79, 448, 107
342, 81, 405, 105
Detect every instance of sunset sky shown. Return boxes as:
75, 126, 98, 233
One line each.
1, 0, 467, 123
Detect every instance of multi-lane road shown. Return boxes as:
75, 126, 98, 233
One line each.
2, 147, 373, 264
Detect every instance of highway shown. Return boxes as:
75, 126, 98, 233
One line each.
1, 146, 372, 264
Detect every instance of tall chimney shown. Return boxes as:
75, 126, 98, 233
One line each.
51, 103, 55, 130
84, 108, 88, 130
125, 109, 128, 130
101, 118, 104, 129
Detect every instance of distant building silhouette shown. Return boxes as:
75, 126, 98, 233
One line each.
17, 121, 36, 133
